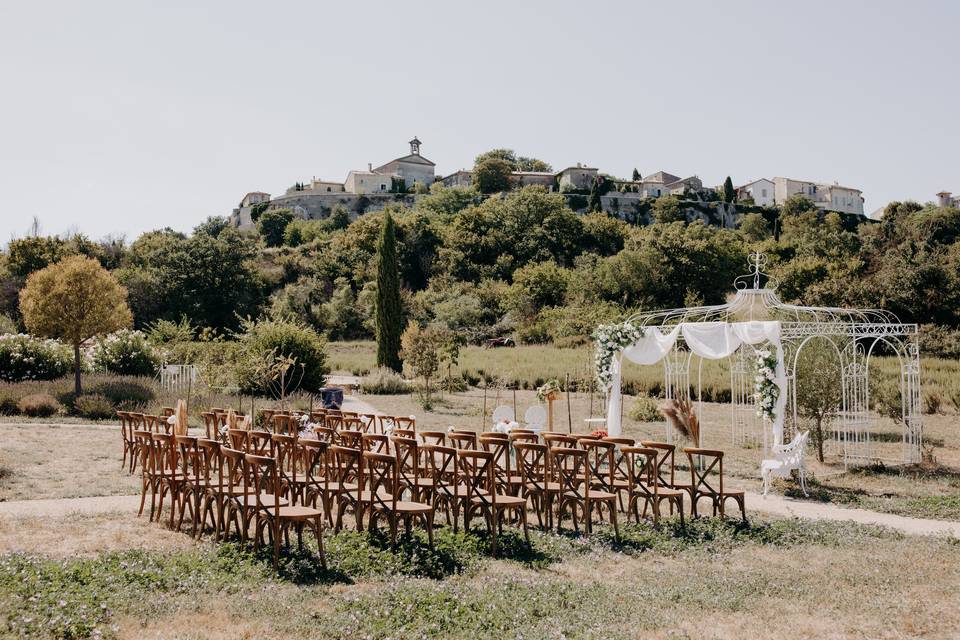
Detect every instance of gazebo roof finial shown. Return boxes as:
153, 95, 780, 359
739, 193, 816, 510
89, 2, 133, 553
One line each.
734, 250, 778, 291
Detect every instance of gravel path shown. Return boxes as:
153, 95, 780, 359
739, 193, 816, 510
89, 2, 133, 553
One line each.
0, 495, 141, 518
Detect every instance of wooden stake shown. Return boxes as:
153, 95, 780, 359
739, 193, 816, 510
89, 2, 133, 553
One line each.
482, 385, 487, 429
565, 373, 572, 434
512, 387, 517, 422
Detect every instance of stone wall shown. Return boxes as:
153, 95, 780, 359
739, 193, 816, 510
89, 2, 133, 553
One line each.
232, 192, 422, 228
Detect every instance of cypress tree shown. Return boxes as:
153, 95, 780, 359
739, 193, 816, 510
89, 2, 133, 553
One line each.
587, 178, 603, 212
723, 176, 736, 203
375, 212, 403, 371
632, 168, 641, 181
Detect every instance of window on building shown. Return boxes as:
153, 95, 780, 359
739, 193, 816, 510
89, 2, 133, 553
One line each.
761, 188, 768, 197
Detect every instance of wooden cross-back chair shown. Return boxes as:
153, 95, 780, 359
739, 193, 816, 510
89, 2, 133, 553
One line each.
300, 439, 331, 522
271, 434, 305, 505
550, 446, 619, 537
641, 441, 694, 502
457, 449, 529, 555
683, 447, 745, 521
247, 430, 274, 456
328, 445, 362, 530
621, 446, 684, 525
390, 436, 423, 500
358, 413, 377, 433
174, 435, 205, 536
420, 444, 461, 530
150, 433, 184, 529
195, 438, 225, 539
134, 430, 158, 520
201, 412, 218, 440
542, 433, 578, 449
325, 414, 345, 431
245, 453, 326, 571
513, 442, 555, 529
362, 450, 434, 548
336, 429, 363, 449
272, 413, 298, 435
117, 411, 136, 473
478, 435, 519, 496
419, 431, 447, 446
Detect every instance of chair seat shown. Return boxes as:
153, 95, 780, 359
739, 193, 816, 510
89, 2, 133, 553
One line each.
277, 505, 323, 520
564, 488, 617, 501
471, 494, 526, 507
383, 500, 433, 514
248, 493, 289, 507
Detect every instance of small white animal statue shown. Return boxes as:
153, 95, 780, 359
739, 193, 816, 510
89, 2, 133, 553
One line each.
760, 430, 810, 497
523, 405, 547, 431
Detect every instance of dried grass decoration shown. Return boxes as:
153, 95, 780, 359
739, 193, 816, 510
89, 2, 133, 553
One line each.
173, 399, 189, 436
661, 397, 700, 447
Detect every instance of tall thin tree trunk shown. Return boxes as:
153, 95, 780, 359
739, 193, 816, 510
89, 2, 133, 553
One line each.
73, 343, 82, 396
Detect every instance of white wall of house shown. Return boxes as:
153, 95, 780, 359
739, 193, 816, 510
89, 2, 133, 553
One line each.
740, 179, 775, 206
558, 167, 598, 190
345, 171, 392, 194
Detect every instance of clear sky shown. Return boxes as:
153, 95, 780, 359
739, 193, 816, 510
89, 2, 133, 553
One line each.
1, 1, 957, 242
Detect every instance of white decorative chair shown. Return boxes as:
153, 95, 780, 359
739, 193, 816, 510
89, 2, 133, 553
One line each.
523, 405, 547, 432
761, 430, 810, 496
491, 405, 515, 426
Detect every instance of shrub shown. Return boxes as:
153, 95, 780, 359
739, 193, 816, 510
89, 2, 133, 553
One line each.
17, 393, 61, 417
362, 367, 412, 395
145, 317, 195, 345
628, 395, 662, 422
88, 376, 157, 408
0, 392, 18, 415
235, 317, 329, 395
0, 314, 16, 334
923, 388, 942, 415
74, 393, 115, 419
91, 330, 162, 376
0, 334, 73, 382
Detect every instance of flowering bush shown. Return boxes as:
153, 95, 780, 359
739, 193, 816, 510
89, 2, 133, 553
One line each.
91, 330, 162, 377
0, 334, 73, 382
754, 348, 779, 421
593, 322, 644, 389
18, 393, 61, 417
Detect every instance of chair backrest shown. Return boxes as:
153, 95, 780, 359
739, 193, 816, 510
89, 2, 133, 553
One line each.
337, 429, 363, 449
325, 414, 345, 431
491, 405, 515, 424
523, 405, 547, 428
621, 446, 659, 496
342, 416, 364, 432
174, 435, 201, 486
513, 442, 548, 493
457, 449, 496, 506
361, 433, 390, 454
227, 428, 249, 451
419, 431, 447, 446
478, 435, 511, 492
133, 430, 154, 474
580, 439, 616, 492
271, 433, 299, 489
359, 414, 377, 433
447, 431, 477, 450
196, 438, 222, 489
151, 432, 178, 476
683, 447, 725, 496
363, 451, 398, 511
328, 445, 361, 486
220, 446, 246, 498
392, 428, 416, 439
248, 430, 274, 456
393, 416, 416, 431
313, 426, 336, 443
299, 438, 330, 493
479, 431, 509, 440
422, 444, 458, 498
272, 414, 298, 435
391, 436, 420, 493
779, 430, 809, 466
549, 447, 587, 495
509, 432, 538, 444
201, 412, 218, 440
542, 433, 578, 449
245, 453, 279, 520
640, 441, 677, 487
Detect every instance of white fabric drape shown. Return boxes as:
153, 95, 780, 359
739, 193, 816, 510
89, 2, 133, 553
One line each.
606, 321, 787, 446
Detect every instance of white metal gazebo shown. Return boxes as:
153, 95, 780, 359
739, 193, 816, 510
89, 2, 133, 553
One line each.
599, 251, 923, 466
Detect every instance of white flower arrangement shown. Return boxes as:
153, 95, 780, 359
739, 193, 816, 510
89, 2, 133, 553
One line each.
753, 348, 780, 422
592, 322, 644, 390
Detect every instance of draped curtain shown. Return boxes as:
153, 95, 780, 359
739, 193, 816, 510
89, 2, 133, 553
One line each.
606, 321, 787, 444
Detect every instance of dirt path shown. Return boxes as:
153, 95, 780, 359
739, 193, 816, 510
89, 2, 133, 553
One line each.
745, 490, 960, 537
0, 495, 141, 518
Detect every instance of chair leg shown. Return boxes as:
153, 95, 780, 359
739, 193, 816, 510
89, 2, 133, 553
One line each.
610, 501, 619, 540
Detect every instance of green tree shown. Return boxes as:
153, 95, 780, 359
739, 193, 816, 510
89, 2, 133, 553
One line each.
473, 157, 513, 194
737, 212, 770, 242
722, 176, 736, 203
780, 194, 818, 217
651, 195, 685, 223
795, 338, 843, 462
258, 209, 295, 247
20, 256, 132, 394
193, 216, 231, 237
632, 168, 641, 181
400, 322, 446, 409
375, 212, 403, 371
587, 178, 603, 212
6, 236, 66, 277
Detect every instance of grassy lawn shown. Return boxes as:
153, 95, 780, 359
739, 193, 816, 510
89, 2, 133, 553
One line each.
1, 511, 959, 640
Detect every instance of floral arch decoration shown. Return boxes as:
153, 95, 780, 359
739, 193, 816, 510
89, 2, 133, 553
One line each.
593, 251, 923, 466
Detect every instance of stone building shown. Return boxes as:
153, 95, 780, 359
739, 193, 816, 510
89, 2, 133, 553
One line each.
773, 177, 864, 215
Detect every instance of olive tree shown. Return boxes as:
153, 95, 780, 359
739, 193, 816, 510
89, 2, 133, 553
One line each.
20, 255, 132, 395
794, 338, 843, 462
